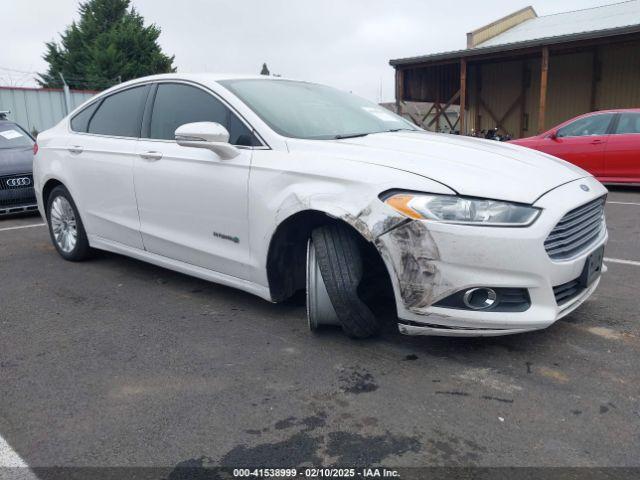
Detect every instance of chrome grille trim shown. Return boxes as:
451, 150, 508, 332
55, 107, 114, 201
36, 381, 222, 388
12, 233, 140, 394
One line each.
545, 196, 605, 260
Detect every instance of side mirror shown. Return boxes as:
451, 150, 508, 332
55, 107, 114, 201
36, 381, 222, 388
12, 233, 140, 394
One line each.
548, 131, 558, 140
175, 122, 240, 160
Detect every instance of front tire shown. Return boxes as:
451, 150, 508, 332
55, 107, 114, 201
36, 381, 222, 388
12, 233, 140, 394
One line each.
309, 223, 381, 339
46, 185, 92, 261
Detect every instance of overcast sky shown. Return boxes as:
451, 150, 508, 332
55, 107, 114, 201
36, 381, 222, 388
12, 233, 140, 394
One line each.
3, 0, 611, 101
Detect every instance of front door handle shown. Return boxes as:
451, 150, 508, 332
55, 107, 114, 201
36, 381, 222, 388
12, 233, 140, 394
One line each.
590, 139, 605, 145
68, 145, 84, 154
139, 151, 163, 161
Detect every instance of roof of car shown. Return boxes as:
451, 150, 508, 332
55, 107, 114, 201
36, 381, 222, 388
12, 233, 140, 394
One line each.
94, 73, 297, 99
585, 108, 640, 114
120, 73, 292, 86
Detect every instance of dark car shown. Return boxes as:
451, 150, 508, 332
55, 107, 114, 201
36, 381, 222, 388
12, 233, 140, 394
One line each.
0, 117, 38, 216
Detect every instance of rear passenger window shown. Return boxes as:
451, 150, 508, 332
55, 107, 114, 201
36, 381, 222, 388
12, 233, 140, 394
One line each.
87, 85, 149, 137
148, 83, 259, 146
70, 101, 99, 133
614, 113, 640, 134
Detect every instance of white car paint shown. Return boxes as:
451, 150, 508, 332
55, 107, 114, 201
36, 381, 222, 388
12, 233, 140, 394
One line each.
33, 73, 608, 337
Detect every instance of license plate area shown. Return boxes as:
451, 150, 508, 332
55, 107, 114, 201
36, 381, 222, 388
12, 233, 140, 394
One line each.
579, 245, 604, 288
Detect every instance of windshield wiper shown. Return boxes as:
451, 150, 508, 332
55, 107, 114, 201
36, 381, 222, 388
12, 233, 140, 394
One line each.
334, 132, 370, 139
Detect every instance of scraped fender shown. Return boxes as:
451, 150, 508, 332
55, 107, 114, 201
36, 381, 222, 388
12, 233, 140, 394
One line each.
256, 163, 455, 307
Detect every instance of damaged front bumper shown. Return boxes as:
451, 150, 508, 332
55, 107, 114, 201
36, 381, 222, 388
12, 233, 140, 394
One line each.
374, 177, 608, 337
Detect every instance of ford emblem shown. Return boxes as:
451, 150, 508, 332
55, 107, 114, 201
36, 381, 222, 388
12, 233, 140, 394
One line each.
580, 184, 590, 192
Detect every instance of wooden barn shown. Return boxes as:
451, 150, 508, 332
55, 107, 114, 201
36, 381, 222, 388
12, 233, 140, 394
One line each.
389, 1, 640, 138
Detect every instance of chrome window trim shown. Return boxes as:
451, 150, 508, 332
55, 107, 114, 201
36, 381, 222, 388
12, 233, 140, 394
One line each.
67, 78, 270, 150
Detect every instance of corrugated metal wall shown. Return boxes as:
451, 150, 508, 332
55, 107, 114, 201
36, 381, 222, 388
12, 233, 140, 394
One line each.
0, 87, 97, 136
469, 59, 524, 136
403, 64, 460, 104
597, 41, 640, 109
546, 51, 593, 128
468, 53, 594, 137
404, 38, 640, 139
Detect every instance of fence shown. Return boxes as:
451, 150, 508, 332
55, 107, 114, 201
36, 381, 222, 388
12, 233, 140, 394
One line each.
0, 86, 98, 136
380, 101, 460, 133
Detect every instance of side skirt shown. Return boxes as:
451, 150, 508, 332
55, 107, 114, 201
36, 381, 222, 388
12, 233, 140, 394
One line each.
88, 235, 273, 302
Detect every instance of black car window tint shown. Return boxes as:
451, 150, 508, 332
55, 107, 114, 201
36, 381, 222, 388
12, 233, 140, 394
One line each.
88, 85, 148, 137
70, 101, 100, 133
149, 83, 228, 141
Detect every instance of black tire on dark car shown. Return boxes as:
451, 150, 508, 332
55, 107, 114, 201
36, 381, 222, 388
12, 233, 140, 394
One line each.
46, 185, 92, 262
311, 223, 381, 338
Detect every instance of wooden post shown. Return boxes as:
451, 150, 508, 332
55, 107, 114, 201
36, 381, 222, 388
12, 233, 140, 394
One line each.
519, 61, 527, 138
459, 58, 467, 135
435, 90, 440, 132
590, 48, 599, 111
537, 46, 549, 134
395, 68, 404, 116
474, 64, 481, 133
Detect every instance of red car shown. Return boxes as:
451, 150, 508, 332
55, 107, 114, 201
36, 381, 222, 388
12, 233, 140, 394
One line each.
509, 109, 640, 184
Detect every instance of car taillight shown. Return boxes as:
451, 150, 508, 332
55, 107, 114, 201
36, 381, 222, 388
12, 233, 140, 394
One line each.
33, 143, 38, 155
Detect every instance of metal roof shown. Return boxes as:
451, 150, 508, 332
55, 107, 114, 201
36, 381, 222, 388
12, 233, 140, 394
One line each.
390, 0, 640, 66
480, 0, 640, 47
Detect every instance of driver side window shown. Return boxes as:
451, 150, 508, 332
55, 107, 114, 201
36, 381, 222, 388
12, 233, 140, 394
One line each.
556, 114, 614, 138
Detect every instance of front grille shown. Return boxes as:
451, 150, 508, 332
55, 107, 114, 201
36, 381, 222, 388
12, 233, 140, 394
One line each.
553, 278, 583, 305
0, 173, 33, 190
544, 196, 605, 260
0, 173, 36, 214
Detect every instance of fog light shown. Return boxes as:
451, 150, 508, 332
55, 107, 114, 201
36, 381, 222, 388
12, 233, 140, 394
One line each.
463, 288, 497, 310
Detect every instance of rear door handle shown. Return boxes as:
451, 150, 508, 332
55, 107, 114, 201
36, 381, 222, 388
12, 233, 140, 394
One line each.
139, 151, 163, 161
590, 139, 605, 145
68, 145, 84, 154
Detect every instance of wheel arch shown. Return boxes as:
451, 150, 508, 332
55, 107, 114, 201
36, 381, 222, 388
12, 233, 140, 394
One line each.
42, 178, 65, 206
266, 208, 396, 315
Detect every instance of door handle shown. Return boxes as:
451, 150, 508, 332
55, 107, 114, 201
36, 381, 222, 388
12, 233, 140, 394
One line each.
68, 145, 84, 154
590, 139, 604, 145
139, 151, 163, 161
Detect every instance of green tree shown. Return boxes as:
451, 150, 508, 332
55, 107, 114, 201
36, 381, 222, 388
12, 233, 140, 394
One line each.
39, 0, 175, 90
260, 63, 270, 76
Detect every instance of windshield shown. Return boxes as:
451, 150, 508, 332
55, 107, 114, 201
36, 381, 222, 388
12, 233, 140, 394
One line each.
0, 123, 33, 150
219, 79, 419, 140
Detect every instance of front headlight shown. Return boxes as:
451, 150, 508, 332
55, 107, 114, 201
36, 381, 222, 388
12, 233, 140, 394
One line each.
384, 193, 540, 226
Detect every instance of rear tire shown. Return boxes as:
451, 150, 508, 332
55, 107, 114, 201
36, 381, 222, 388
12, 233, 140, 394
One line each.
310, 223, 381, 339
46, 185, 92, 261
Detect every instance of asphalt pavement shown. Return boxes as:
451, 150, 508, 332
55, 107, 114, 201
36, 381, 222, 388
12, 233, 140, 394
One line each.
0, 188, 638, 475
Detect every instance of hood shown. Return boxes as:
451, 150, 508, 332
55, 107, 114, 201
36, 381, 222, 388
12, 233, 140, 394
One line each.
288, 131, 588, 204
508, 135, 541, 147
0, 147, 33, 176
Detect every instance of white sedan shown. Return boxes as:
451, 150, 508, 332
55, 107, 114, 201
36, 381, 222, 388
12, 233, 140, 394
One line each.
34, 74, 607, 338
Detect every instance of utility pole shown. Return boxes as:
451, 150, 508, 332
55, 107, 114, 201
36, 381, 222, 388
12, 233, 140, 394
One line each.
59, 73, 72, 115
